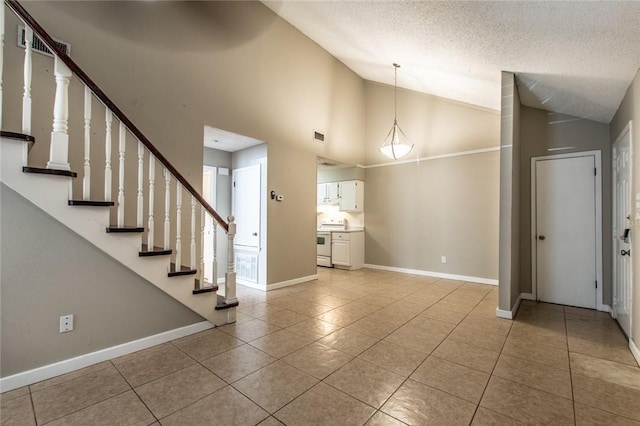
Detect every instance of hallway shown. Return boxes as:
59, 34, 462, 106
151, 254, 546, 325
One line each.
2, 268, 639, 425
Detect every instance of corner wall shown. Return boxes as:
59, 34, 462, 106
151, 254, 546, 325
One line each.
498, 72, 521, 314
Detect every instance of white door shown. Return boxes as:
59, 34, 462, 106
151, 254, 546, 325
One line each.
202, 166, 217, 283
613, 124, 632, 336
232, 165, 261, 248
534, 155, 597, 308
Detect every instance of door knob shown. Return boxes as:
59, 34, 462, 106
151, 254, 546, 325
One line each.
538, 235, 546, 241
252, 232, 258, 236
621, 249, 631, 256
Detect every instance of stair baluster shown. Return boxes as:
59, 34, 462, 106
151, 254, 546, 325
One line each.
175, 183, 182, 271
117, 122, 125, 227
137, 141, 144, 228
82, 86, 91, 200
147, 154, 155, 249
225, 216, 238, 307
198, 207, 205, 289
104, 110, 112, 201
47, 56, 71, 171
163, 167, 170, 250
21, 25, 31, 134
190, 195, 196, 271
0, 4, 4, 128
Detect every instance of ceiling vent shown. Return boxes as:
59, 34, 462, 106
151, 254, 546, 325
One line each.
18, 25, 71, 57
313, 131, 325, 143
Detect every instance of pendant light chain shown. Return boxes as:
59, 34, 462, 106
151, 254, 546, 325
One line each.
379, 62, 413, 160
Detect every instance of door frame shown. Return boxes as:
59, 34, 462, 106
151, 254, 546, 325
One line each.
530, 150, 604, 310
612, 120, 633, 336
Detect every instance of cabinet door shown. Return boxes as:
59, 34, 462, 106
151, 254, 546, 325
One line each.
317, 183, 327, 202
339, 181, 363, 212
332, 240, 351, 265
327, 182, 340, 201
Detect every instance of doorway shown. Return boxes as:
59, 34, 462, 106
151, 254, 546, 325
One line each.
531, 151, 603, 309
612, 122, 633, 337
202, 165, 217, 284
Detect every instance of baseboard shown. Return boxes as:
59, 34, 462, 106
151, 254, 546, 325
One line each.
364, 264, 498, 285
630, 338, 640, 366
496, 293, 523, 320
239, 274, 318, 292
0, 321, 214, 393
520, 293, 535, 301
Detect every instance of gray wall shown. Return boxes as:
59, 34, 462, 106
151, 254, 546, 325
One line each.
0, 184, 203, 377
365, 151, 499, 278
362, 80, 500, 280
610, 68, 640, 348
518, 106, 611, 302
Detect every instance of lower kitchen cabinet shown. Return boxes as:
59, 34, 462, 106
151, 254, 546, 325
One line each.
332, 231, 364, 270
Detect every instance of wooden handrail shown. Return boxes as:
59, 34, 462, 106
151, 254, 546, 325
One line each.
5, 0, 229, 232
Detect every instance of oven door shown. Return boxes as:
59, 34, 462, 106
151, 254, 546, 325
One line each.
317, 233, 331, 257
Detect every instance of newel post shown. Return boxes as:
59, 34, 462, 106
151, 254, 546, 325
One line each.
47, 56, 72, 171
225, 215, 238, 306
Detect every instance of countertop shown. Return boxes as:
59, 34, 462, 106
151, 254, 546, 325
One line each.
317, 227, 364, 233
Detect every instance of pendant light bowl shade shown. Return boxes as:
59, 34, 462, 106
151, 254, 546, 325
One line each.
380, 63, 413, 160
379, 119, 414, 159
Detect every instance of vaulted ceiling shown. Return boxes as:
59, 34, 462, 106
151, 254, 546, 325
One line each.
263, 1, 640, 123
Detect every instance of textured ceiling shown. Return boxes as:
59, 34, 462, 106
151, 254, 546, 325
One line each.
263, 1, 640, 123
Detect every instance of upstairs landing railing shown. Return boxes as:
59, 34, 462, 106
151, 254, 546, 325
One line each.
1, 0, 238, 310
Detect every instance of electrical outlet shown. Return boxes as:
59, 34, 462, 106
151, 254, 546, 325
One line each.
59, 314, 74, 333
441, 256, 447, 264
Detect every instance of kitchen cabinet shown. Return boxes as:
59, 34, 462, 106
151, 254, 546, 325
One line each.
338, 180, 364, 212
317, 182, 339, 204
331, 231, 364, 270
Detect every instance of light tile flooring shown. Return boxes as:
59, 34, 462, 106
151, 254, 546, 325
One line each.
2, 268, 640, 425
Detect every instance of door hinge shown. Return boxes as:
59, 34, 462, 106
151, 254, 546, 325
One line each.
595, 280, 598, 288
594, 168, 597, 176
233, 181, 236, 187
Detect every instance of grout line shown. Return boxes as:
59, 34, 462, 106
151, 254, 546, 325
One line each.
564, 306, 578, 426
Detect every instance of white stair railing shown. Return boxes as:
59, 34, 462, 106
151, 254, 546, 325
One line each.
3, 0, 237, 317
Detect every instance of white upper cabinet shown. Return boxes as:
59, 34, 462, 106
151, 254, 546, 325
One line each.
338, 180, 364, 212
317, 182, 340, 204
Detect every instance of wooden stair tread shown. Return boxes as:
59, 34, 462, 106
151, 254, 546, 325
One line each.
139, 244, 172, 257
192, 279, 217, 294
23, 166, 77, 178
106, 226, 144, 233
68, 200, 115, 207
168, 263, 197, 277
215, 294, 239, 310
1, 131, 35, 143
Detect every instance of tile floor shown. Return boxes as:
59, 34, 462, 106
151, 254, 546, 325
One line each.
2, 268, 640, 425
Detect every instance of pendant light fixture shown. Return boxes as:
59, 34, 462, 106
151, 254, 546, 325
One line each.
379, 63, 414, 160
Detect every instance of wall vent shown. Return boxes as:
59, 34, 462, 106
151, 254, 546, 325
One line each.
235, 252, 258, 283
313, 131, 325, 143
18, 25, 71, 57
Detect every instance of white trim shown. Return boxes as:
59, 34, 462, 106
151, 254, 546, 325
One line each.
630, 338, 640, 365
0, 321, 213, 393
239, 274, 318, 292
520, 292, 535, 301
530, 150, 604, 311
496, 294, 523, 319
363, 264, 497, 285
359, 146, 500, 169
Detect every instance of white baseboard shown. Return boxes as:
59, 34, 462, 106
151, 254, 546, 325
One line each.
364, 264, 498, 285
496, 293, 523, 320
0, 321, 213, 393
630, 338, 640, 366
239, 274, 318, 292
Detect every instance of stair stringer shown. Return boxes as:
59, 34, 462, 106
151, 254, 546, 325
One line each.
1, 138, 233, 326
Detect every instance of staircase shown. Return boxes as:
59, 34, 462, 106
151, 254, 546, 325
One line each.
0, 1, 238, 325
